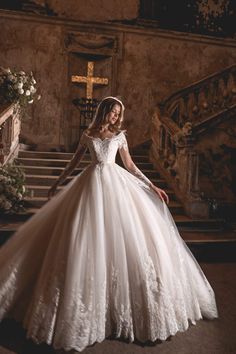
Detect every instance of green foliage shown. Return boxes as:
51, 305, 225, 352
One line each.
0, 163, 27, 214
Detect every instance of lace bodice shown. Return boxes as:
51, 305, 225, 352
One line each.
80, 130, 128, 164
80, 130, 153, 188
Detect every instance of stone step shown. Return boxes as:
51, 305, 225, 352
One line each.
184, 238, 236, 262
16, 157, 154, 170
17, 158, 91, 168
23, 197, 184, 213
25, 184, 176, 199
173, 217, 226, 231
19, 165, 161, 179
19, 150, 150, 162
181, 230, 236, 241
24, 174, 168, 187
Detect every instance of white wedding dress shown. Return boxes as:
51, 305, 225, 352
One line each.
0, 130, 218, 352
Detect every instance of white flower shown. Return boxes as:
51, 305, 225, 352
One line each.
22, 185, 26, 193
19, 71, 25, 75
32, 78, 36, 84
28, 99, 34, 104
25, 90, 30, 96
17, 193, 22, 200
37, 94, 41, 100
30, 86, 36, 93
18, 88, 24, 95
17, 82, 23, 89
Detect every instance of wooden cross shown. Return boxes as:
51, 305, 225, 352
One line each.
71, 61, 108, 99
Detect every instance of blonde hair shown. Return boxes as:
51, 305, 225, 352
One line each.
85, 96, 125, 134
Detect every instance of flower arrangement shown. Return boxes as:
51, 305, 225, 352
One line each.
0, 163, 27, 214
0, 67, 41, 112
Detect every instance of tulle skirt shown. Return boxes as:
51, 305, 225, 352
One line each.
0, 161, 218, 352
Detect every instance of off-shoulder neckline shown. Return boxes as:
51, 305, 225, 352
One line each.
84, 129, 126, 142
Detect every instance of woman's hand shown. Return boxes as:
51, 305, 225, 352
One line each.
48, 184, 58, 200
150, 184, 169, 204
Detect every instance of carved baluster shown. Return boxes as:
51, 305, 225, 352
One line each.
231, 68, 236, 96
170, 101, 180, 125
0, 121, 6, 164
198, 84, 210, 119
3, 116, 13, 157
181, 95, 190, 127
163, 129, 168, 158
217, 77, 227, 108
212, 78, 220, 109
177, 98, 184, 126
201, 84, 210, 117
208, 79, 217, 114
187, 149, 199, 195
0, 103, 21, 165
227, 70, 236, 104
186, 91, 196, 123
192, 88, 200, 123
221, 72, 230, 107
159, 125, 165, 153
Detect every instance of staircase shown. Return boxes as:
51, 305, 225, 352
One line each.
151, 64, 236, 221
1, 143, 235, 262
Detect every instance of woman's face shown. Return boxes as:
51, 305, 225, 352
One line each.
107, 104, 121, 125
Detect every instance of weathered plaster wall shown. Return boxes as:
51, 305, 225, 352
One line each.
1, 11, 236, 148
118, 32, 236, 145
196, 120, 236, 202
0, 17, 66, 146
140, 0, 236, 38
47, 0, 139, 21
1, 1, 235, 37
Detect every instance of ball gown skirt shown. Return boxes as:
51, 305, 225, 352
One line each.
0, 131, 218, 352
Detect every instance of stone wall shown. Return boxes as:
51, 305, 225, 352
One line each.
1, 10, 236, 149
47, 0, 139, 21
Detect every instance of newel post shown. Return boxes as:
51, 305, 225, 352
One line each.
176, 135, 209, 218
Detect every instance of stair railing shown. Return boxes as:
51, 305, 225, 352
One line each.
0, 102, 21, 165
162, 64, 236, 128
150, 64, 236, 218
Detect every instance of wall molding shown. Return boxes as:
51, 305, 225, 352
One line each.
1, 9, 236, 49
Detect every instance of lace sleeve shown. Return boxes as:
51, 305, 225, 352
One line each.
119, 131, 153, 188
79, 132, 87, 148
118, 130, 128, 151
54, 133, 87, 187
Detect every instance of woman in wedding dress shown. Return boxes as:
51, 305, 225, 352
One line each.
0, 96, 218, 352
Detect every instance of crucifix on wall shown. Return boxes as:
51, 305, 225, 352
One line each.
71, 61, 109, 99
68, 53, 113, 148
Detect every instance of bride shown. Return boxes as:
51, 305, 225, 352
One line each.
0, 96, 218, 352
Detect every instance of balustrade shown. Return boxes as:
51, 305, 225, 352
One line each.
162, 64, 236, 128
0, 103, 21, 165
149, 65, 236, 217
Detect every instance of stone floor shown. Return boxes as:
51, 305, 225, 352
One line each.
0, 262, 235, 354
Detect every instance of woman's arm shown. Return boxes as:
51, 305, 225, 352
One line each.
119, 134, 169, 203
48, 140, 87, 199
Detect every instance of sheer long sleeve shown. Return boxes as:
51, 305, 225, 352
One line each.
118, 131, 153, 188
55, 133, 87, 187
